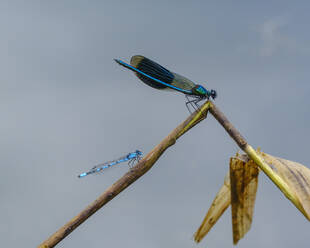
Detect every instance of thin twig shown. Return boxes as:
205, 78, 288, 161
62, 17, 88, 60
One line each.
38, 102, 211, 248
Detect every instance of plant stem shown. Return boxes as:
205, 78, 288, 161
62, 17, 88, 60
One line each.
38, 102, 210, 248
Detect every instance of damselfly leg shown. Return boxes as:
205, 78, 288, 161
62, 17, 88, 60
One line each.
185, 95, 196, 113
185, 95, 206, 113
128, 158, 135, 168
127, 153, 142, 168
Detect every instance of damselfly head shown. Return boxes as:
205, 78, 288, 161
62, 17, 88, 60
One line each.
135, 150, 142, 156
210, 89, 217, 99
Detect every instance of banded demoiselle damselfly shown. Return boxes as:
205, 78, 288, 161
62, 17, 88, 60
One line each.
115, 55, 217, 112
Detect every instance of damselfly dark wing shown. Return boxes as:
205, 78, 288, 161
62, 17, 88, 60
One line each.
130, 55, 174, 90
115, 56, 193, 94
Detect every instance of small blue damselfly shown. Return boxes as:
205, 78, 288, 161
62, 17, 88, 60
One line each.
78, 150, 143, 178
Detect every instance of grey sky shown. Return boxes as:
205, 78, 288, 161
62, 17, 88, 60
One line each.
1, 1, 310, 247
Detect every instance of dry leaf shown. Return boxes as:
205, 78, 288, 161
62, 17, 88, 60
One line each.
194, 151, 310, 245
194, 153, 259, 244
259, 152, 310, 220
194, 171, 231, 242
230, 154, 259, 244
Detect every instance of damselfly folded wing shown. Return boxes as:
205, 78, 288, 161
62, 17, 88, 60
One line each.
115, 56, 193, 94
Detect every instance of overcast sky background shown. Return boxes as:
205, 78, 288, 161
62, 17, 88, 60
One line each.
1, 1, 310, 247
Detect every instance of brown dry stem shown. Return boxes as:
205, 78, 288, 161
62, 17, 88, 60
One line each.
38, 102, 211, 248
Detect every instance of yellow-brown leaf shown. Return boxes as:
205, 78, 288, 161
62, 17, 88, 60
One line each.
194, 172, 231, 243
230, 154, 259, 244
259, 152, 310, 220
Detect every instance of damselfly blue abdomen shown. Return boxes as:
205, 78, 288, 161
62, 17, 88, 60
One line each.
78, 150, 143, 178
115, 55, 217, 113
